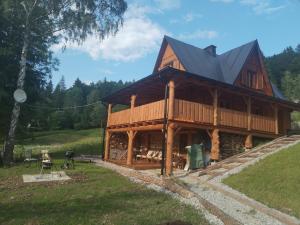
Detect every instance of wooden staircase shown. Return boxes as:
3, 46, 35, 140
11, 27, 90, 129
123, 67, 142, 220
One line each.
196, 135, 300, 180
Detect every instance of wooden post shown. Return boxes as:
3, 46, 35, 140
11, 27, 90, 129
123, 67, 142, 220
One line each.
247, 97, 251, 131
210, 129, 220, 161
245, 134, 253, 149
126, 130, 137, 165
275, 105, 279, 135
213, 89, 218, 126
130, 95, 136, 124
165, 80, 175, 176
107, 103, 112, 127
168, 80, 175, 120
166, 122, 175, 176
104, 130, 111, 161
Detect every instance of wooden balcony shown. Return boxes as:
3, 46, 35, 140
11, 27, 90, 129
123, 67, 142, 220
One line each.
108, 99, 276, 134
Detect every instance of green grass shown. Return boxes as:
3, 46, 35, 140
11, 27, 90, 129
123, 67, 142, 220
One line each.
0, 129, 209, 225
223, 143, 300, 218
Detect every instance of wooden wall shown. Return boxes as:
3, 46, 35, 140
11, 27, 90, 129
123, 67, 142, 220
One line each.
157, 44, 185, 71
235, 48, 273, 97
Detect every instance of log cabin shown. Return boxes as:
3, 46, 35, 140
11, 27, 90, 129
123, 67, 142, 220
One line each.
102, 35, 300, 175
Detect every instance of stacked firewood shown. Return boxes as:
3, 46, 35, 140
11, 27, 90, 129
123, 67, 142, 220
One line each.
220, 133, 245, 160
110, 133, 128, 160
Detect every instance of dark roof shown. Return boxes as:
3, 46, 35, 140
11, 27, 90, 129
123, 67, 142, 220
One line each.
162, 35, 285, 100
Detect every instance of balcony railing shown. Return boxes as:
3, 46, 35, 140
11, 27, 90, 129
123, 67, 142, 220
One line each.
220, 108, 248, 129
174, 99, 213, 124
252, 114, 276, 133
108, 99, 276, 134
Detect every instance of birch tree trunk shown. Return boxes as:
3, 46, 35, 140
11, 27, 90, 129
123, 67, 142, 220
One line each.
3, 26, 29, 165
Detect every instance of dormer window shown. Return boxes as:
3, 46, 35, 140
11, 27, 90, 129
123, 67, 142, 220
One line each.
246, 70, 256, 88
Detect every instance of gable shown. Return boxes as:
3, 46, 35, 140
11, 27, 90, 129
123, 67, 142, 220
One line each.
234, 45, 273, 96
155, 43, 185, 72
152, 35, 284, 100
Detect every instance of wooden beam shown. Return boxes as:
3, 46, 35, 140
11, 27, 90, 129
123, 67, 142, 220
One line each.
130, 95, 136, 124
126, 130, 137, 165
213, 89, 219, 126
108, 124, 163, 132
210, 129, 220, 161
104, 130, 112, 161
168, 80, 175, 120
166, 122, 175, 176
245, 134, 253, 149
107, 104, 112, 127
247, 97, 251, 131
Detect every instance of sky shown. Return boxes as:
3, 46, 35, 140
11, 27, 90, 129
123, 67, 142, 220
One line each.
52, 0, 300, 87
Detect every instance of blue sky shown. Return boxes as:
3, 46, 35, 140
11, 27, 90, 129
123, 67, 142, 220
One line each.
52, 0, 300, 87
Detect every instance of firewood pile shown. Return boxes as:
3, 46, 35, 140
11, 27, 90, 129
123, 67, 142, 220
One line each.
220, 133, 245, 160
110, 133, 128, 160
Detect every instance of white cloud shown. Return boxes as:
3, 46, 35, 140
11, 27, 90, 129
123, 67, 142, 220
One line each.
170, 12, 203, 24
183, 12, 203, 22
154, 0, 181, 10
52, 4, 166, 62
240, 0, 286, 14
210, 0, 286, 14
178, 30, 218, 40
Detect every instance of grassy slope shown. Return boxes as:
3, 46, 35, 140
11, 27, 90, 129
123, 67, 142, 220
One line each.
0, 129, 209, 225
223, 143, 300, 218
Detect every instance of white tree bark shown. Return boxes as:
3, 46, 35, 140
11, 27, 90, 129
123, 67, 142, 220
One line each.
3, 18, 29, 165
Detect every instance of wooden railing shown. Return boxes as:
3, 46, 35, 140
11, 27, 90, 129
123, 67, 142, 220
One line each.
252, 114, 276, 133
174, 99, 213, 124
108, 99, 276, 134
109, 109, 131, 126
220, 108, 248, 129
132, 100, 164, 123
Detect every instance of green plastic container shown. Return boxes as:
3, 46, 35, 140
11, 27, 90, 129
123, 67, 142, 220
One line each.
188, 144, 204, 170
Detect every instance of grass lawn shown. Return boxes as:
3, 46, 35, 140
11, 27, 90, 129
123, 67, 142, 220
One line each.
223, 143, 300, 219
0, 129, 209, 225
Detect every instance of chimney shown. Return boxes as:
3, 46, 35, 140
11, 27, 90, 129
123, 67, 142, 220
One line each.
204, 45, 217, 57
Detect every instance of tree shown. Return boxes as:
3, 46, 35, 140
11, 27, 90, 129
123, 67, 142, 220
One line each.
281, 71, 300, 102
3, 0, 127, 165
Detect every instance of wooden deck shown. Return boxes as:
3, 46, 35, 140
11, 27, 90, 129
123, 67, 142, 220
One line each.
108, 99, 276, 134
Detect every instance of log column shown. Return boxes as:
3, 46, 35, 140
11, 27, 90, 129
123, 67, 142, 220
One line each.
127, 95, 137, 165
245, 134, 253, 149
166, 80, 175, 176
130, 95, 136, 124
210, 129, 220, 161
247, 97, 252, 131
104, 104, 112, 161
104, 130, 111, 160
166, 123, 175, 176
127, 130, 137, 165
213, 89, 219, 126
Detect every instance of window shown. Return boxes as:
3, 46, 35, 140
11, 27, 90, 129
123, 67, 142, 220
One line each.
243, 70, 259, 89
163, 60, 174, 68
